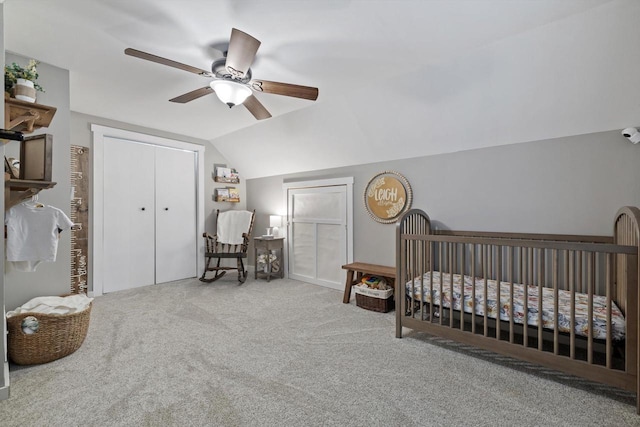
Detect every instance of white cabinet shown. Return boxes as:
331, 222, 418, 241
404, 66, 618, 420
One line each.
102, 137, 197, 292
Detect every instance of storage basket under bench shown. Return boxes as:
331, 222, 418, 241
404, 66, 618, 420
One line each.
354, 284, 394, 313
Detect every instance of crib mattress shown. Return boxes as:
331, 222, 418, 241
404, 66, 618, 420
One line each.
405, 272, 625, 341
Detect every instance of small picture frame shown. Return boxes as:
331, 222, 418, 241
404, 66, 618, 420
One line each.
4, 156, 19, 179
216, 166, 232, 179
228, 188, 240, 202
216, 188, 230, 202
213, 164, 240, 183
364, 170, 413, 224
20, 134, 53, 181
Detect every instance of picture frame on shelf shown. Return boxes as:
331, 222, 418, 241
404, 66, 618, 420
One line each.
215, 188, 230, 202
228, 187, 240, 202
214, 164, 240, 183
4, 156, 19, 179
20, 133, 53, 181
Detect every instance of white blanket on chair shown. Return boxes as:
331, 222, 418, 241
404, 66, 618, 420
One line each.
217, 210, 253, 245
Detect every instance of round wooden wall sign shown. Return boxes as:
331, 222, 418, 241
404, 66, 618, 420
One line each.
364, 171, 412, 223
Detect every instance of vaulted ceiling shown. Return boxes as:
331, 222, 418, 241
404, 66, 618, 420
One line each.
4, 0, 638, 178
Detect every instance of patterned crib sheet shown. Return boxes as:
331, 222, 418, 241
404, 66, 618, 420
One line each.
405, 272, 625, 341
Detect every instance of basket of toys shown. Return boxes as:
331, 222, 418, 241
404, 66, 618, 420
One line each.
354, 275, 394, 313
6, 294, 93, 365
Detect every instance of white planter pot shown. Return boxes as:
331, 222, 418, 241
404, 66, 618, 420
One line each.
14, 78, 36, 102
16, 78, 34, 88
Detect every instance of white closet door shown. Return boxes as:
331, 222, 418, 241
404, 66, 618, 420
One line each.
287, 185, 347, 290
103, 137, 156, 292
155, 146, 197, 283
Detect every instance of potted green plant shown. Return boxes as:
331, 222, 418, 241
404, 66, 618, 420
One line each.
4, 59, 45, 102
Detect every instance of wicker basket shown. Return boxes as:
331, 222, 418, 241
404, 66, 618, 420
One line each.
6, 303, 92, 365
354, 285, 394, 313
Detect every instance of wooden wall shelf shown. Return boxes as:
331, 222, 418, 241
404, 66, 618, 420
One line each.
4, 97, 57, 134
5, 178, 56, 210
214, 176, 240, 184
2, 98, 57, 209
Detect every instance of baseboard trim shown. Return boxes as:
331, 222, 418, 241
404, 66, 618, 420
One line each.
0, 360, 10, 400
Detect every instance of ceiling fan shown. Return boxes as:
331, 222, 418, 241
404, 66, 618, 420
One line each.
124, 28, 319, 120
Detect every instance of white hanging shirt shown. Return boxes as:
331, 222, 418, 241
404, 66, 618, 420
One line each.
5, 204, 74, 271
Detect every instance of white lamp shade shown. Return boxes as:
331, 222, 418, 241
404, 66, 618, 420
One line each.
269, 215, 282, 228
210, 80, 252, 107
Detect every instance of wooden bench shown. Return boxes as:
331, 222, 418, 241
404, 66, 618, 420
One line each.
342, 262, 395, 303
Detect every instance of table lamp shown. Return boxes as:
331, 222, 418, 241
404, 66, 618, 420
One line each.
269, 215, 282, 237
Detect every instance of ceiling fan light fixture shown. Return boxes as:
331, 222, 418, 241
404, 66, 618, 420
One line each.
209, 80, 252, 108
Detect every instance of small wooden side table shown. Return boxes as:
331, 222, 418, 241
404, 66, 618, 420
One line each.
342, 262, 395, 303
254, 237, 285, 281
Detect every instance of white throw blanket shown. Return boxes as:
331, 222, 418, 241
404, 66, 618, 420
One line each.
6, 294, 93, 317
216, 210, 253, 245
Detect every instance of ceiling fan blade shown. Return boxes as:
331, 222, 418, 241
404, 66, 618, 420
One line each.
243, 95, 272, 120
125, 48, 212, 77
249, 79, 318, 101
169, 86, 214, 103
225, 28, 261, 79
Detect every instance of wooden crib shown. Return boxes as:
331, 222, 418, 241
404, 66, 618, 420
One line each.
396, 206, 640, 412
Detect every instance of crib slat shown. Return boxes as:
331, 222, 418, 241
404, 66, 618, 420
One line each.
471, 244, 476, 334
483, 245, 489, 337
524, 248, 529, 349
538, 248, 543, 351
578, 251, 583, 294
553, 249, 559, 355
509, 247, 515, 344
402, 237, 408, 318
417, 229, 422, 319
606, 252, 612, 369
569, 250, 575, 360
577, 250, 582, 350
519, 246, 523, 285
496, 245, 502, 340
490, 245, 494, 279
460, 244, 465, 332
423, 232, 428, 320
449, 243, 454, 328
632, 262, 638, 381
438, 242, 443, 324
528, 248, 533, 286
429, 242, 435, 322
410, 238, 416, 319
587, 252, 594, 364
420, 237, 425, 321
563, 250, 569, 295
406, 237, 416, 316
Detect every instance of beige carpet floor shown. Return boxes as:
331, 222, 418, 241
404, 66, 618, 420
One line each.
0, 276, 638, 426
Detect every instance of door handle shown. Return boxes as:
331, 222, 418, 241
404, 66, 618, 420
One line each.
141, 207, 146, 211
164, 207, 169, 211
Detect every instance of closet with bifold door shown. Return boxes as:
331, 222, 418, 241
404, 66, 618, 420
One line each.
102, 137, 197, 293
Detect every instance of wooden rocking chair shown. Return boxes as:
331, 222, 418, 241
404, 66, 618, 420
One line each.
200, 209, 255, 283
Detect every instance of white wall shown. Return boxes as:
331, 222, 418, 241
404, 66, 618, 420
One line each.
214, 0, 640, 181
247, 129, 640, 267
4, 52, 71, 312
